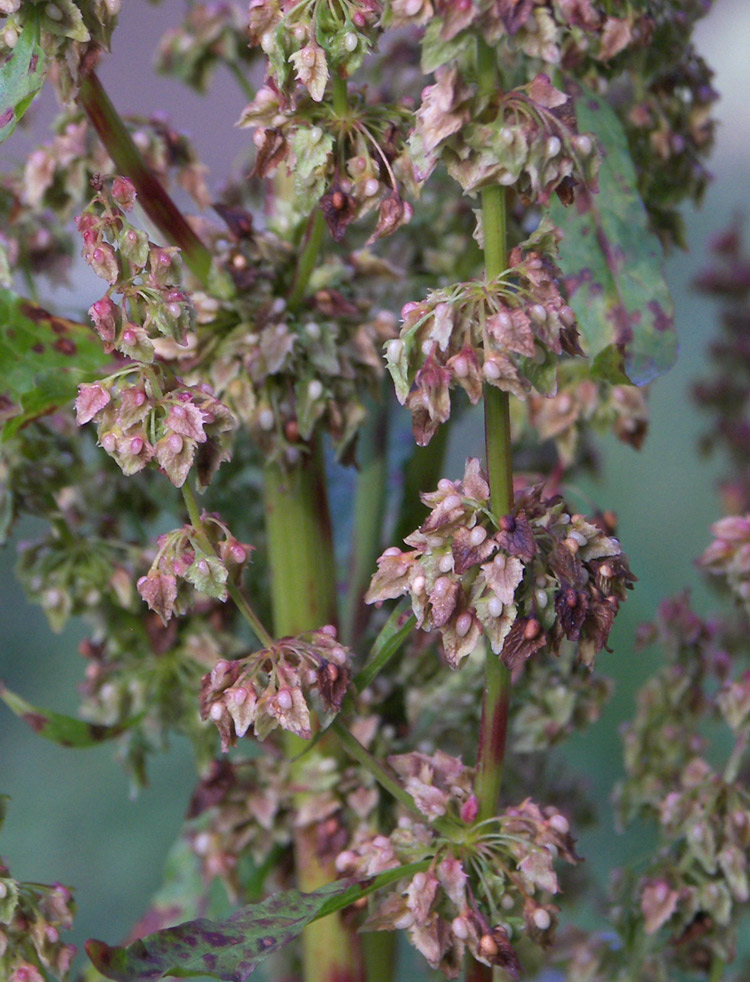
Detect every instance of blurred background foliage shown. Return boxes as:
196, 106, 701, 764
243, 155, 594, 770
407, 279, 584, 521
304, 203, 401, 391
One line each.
1, 0, 749, 975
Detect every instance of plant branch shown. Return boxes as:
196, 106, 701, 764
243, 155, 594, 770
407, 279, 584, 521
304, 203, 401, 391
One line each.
289, 208, 327, 310
181, 483, 274, 649
77, 70, 215, 287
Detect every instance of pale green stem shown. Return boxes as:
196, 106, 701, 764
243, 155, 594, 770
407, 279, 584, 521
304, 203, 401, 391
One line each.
289, 209, 327, 309
342, 391, 389, 646
709, 956, 725, 982
181, 483, 274, 649
473, 39, 514, 834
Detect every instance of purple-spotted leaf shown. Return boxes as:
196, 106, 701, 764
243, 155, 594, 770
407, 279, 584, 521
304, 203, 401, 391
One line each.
0, 9, 46, 146
0, 681, 143, 748
551, 90, 676, 385
86, 863, 429, 981
0, 288, 109, 440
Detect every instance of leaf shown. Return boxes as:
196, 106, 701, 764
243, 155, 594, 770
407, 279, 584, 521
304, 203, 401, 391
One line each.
86, 863, 428, 981
0, 10, 46, 146
355, 601, 416, 693
550, 89, 676, 386
0, 288, 109, 440
0, 681, 143, 748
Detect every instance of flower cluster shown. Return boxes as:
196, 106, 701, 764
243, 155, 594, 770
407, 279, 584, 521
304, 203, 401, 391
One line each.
386, 222, 583, 445
238, 82, 416, 241
248, 0, 383, 103
136, 512, 252, 624
204, 296, 395, 465
200, 626, 353, 745
154, 2, 255, 93
528, 373, 649, 468
75, 178, 196, 360
390, 0, 651, 67
693, 224, 750, 513
410, 70, 599, 204
612, 593, 750, 975
76, 367, 235, 487
0, 846, 76, 982
0, 0, 119, 103
337, 755, 579, 978
367, 458, 633, 669
699, 515, 750, 610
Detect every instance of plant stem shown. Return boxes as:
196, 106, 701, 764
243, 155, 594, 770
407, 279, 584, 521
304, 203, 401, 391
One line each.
263, 442, 365, 982
77, 70, 214, 287
474, 38, 514, 825
332, 74, 349, 117
289, 209, 327, 309
342, 390, 389, 645
181, 484, 274, 649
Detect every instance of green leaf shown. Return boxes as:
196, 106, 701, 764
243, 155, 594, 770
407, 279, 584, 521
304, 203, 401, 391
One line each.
355, 601, 416, 693
0, 288, 109, 440
551, 89, 676, 386
0, 11, 46, 146
589, 344, 632, 385
0, 681, 143, 748
86, 863, 427, 981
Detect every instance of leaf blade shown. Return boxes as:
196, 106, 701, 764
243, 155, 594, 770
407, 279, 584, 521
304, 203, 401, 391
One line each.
0, 11, 46, 146
0, 288, 109, 439
0, 681, 143, 748
551, 89, 676, 385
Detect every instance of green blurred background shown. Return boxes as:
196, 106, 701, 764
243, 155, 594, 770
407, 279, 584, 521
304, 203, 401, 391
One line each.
1, 0, 749, 975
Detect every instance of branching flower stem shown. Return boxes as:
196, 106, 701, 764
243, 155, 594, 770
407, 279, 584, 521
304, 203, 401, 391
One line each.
77, 70, 215, 287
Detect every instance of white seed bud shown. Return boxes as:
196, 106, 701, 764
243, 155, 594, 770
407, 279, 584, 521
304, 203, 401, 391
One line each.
405, 0, 422, 14
393, 912, 414, 930
438, 554, 453, 573
533, 908, 551, 931
534, 588, 548, 609
453, 354, 469, 377
209, 702, 224, 721
442, 494, 462, 511
433, 576, 451, 597
343, 32, 358, 52
569, 530, 588, 547
456, 612, 473, 637
304, 320, 321, 339
548, 813, 569, 834
276, 688, 293, 710
383, 546, 402, 557
386, 339, 403, 362
412, 575, 426, 594
501, 893, 515, 910
574, 134, 593, 156
499, 171, 517, 186
546, 136, 561, 157
258, 408, 275, 431
488, 596, 503, 618
438, 479, 455, 492
46, 3, 64, 21
469, 526, 487, 546
364, 177, 379, 197
452, 916, 470, 940
310, 126, 323, 144
308, 379, 324, 400
483, 360, 501, 380
3, 26, 19, 48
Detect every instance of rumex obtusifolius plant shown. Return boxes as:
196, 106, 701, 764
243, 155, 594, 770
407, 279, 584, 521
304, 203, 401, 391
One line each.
1, 2, 747, 982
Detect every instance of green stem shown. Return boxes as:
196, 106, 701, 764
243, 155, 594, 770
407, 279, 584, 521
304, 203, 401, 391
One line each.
332, 74, 349, 117
473, 39, 514, 826
289, 209, 327, 310
709, 956, 725, 982
330, 718, 457, 838
77, 70, 214, 287
342, 391, 389, 645
181, 484, 274, 649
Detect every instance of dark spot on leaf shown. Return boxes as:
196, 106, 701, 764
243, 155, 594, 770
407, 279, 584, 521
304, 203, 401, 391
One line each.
587, 99, 599, 111
200, 930, 226, 947
19, 301, 51, 323
50, 317, 69, 335
258, 936, 276, 950
563, 268, 592, 297
30, 53, 39, 73
21, 711, 48, 734
32, 343, 45, 354
607, 304, 633, 344
202, 953, 217, 970
0, 108, 14, 128
54, 338, 76, 356
648, 300, 674, 333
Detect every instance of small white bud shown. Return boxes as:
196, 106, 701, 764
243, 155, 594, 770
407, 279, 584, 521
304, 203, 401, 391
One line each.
574, 134, 593, 156
343, 32, 358, 52
546, 136, 561, 157
304, 320, 321, 339
438, 554, 453, 573
442, 494, 462, 511
469, 526, 487, 546
548, 813, 570, 834
412, 575, 426, 594
258, 408, 275, 431
488, 596, 503, 618
308, 379, 324, 400
209, 702, 224, 721
533, 908, 552, 931
276, 688, 293, 710
46, 3, 64, 21
364, 177, 379, 197
386, 339, 403, 362
456, 612, 473, 637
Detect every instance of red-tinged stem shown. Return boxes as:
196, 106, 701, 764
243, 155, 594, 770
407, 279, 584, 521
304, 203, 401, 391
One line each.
77, 70, 214, 287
